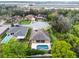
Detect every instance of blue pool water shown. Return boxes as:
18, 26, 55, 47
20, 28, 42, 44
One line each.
37, 45, 48, 50
1, 35, 13, 43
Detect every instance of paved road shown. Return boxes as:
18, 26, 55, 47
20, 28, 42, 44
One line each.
27, 54, 52, 58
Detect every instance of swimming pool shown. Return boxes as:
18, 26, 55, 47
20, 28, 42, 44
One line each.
37, 45, 48, 50
1, 35, 13, 43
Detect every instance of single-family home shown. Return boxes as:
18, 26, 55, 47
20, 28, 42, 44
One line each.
11, 15, 22, 22
0, 25, 10, 35
25, 15, 35, 21
0, 20, 6, 25
35, 14, 46, 21
30, 30, 51, 50
7, 26, 29, 39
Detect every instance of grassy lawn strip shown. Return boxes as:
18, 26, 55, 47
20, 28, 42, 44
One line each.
0, 33, 7, 42
19, 20, 31, 25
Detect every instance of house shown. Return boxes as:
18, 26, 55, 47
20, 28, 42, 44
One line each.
30, 30, 51, 50
25, 15, 35, 21
12, 16, 22, 20
11, 15, 22, 22
0, 26, 9, 35
0, 20, 6, 25
35, 14, 46, 21
7, 26, 29, 39
0, 16, 11, 20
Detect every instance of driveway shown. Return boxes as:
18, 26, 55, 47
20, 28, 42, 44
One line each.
21, 21, 51, 30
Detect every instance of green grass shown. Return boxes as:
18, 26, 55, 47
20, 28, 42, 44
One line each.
19, 20, 31, 25
25, 28, 32, 41
0, 33, 7, 42
0, 33, 7, 39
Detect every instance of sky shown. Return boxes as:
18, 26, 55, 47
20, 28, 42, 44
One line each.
0, 0, 79, 1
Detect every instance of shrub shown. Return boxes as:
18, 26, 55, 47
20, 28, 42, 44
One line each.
25, 49, 47, 56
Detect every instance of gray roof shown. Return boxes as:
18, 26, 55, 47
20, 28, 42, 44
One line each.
30, 30, 50, 41
7, 27, 28, 37
0, 25, 9, 35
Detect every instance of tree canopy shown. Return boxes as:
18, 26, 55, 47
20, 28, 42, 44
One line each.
52, 40, 76, 58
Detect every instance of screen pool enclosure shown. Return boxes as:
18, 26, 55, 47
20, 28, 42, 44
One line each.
1, 35, 13, 43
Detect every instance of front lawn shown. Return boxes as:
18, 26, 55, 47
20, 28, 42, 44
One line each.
19, 20, 31, 25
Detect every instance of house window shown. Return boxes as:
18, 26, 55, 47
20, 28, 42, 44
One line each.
36, 40, 45, 43
36, 40, 40, 43
41, 40, 45, 43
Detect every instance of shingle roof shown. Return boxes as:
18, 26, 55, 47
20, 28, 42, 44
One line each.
30, 30, 50, 41
0, 25, 9, 35
7, 27, 28, 37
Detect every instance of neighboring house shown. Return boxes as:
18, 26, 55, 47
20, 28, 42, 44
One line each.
12, 16, 22, 19
0, 16, 11, 20
35, 16, 44, 21
7, 26, 29, 39
11, 15, 22, 22
35, 14, 46, 21
30, 30, 51, 50
0, 20, 6, 25
0, 26, 9, 35
25, 15, 35, 21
